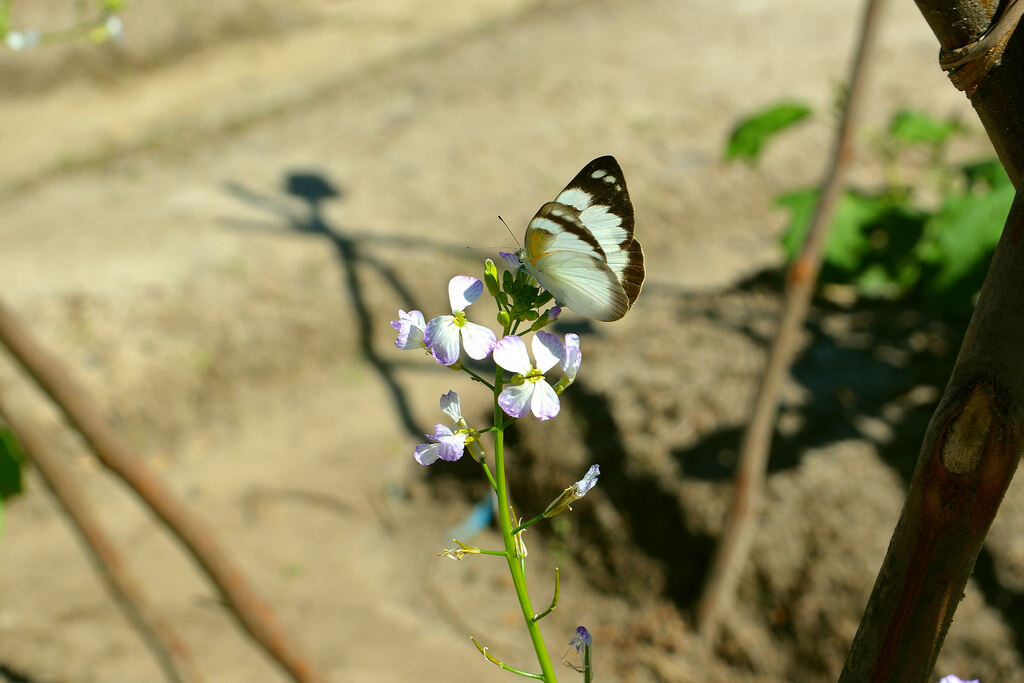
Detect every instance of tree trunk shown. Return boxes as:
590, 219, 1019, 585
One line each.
839, 3, 1024, 680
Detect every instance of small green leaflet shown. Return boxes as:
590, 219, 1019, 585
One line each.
725, 102, 812, 163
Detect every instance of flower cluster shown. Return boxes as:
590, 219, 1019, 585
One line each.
392, 258, 604, 679
392, 271, 580, 465
390, 275, 496, 365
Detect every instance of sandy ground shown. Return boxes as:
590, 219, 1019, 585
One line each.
1, 0, 1021, 681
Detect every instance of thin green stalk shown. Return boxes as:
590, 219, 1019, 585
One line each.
512, 512, 545, 535
462, 365, 495, 390
492, 364, 557, 682
478, 458, 498, 491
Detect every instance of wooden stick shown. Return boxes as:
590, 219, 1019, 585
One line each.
0, 298, 327, 683
696, 0, 886, 640
0, 403, 204, 683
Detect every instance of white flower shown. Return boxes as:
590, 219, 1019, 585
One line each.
413, 424, 467, 466
554, 333, 581, 394
424, 276, 496, 366
391, 309, 427, 350
493, 331, 564, 420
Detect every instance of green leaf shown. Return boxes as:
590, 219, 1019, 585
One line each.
725, 102, 812, 163
918, 182, 1013, 301
888, 110, 960, 146
0, 424, 23, 499
777, 189, 818, 261
778, 189, 887, 272
853, 203, 927, 296
824, 193, 892, 272
778, 189, 928, 297
961, 159, 1011, 191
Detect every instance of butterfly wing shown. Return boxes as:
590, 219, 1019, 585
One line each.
524, 202, 630, 321
523, 156, 645, 320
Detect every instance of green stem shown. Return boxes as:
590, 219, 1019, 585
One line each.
493, 365, 557, 682
462, 365, 495, 390
512, 513, 546, 535
479, 458, 498, 492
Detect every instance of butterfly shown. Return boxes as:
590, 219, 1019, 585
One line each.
515, 156, 645, 322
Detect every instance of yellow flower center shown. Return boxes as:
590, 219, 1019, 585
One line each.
524, 367, 545, 383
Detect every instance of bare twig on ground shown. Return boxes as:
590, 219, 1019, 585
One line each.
0, 401, 204, 683
695, 0, 886, 640
0, 298, 328, 683
839, 3, 1024, 680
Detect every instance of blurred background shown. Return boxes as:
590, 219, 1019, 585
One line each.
1, 0, 1021, 681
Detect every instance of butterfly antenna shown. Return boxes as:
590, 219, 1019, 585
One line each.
497, 216, 521, 248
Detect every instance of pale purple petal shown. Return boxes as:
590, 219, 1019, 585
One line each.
547, 306, 562, 320
572, 464, 600, 496
530, 380, 560, 421
460, 321, 497, 360
498, 383, 534, 418
391, 309, 426, 350
414, 442, 441, 465
533, 331, 563, 373
492, 335, 532, 375
436, 430, 468, 461
425, 315, 461, 365
440, 391, 462, 421
448, 276, 484, 313
416, 423, 465, 463
499, 251, 521, 268
562, 333, 581, 380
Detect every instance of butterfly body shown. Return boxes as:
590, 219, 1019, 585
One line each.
516, 156, 644, 321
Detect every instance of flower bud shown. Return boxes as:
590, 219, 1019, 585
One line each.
543, 465, 600, 518
484, 259, 500, 297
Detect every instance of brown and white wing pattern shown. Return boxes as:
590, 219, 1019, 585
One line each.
521, 156, 645, 321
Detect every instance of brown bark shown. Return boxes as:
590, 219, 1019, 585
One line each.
840, 3, 1024, 678
918, 0, 1024, 189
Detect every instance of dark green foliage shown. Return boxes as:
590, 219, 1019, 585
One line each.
724, 102, 812, 163
0, 424, 23, 499
0, 424, 25, 538
888, 110, 961, 146
917, 169, 1013, 307
779, 190, 929, 299
740, 104, 1012, 313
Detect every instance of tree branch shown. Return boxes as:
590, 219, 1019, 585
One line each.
695, 0, 886, 640
917, 0, 1024, 188
839, 4, 1024, 677
0, 402, 204, 683
0, 298, 328, 683
839, 189, 1024, 683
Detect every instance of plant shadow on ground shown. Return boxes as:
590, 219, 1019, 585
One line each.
222, 169, 474, 439
219, 174, 1024, 660
433, 268, 1024, 654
